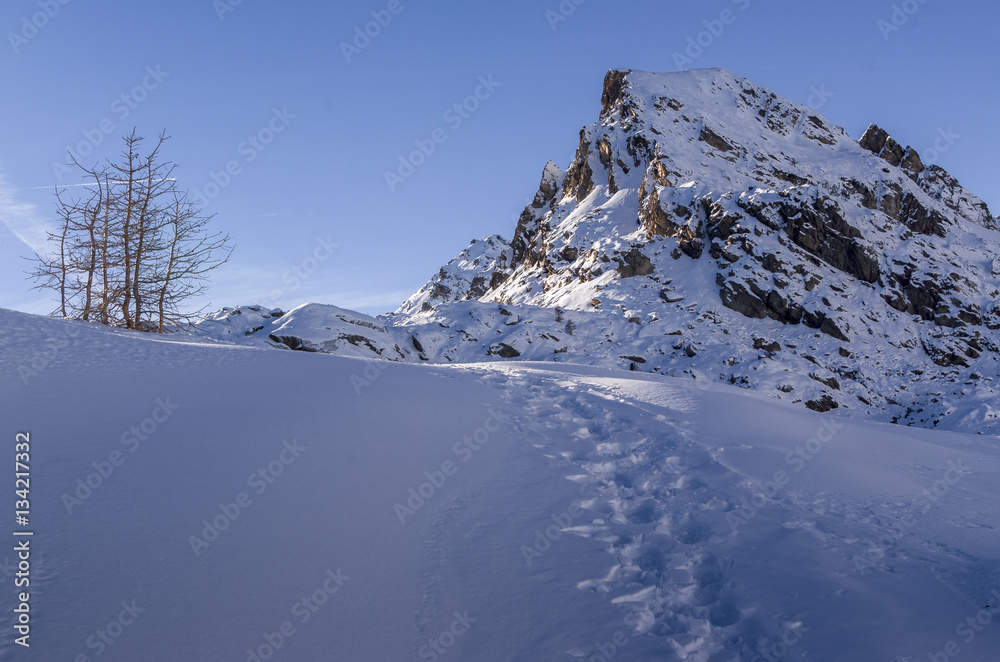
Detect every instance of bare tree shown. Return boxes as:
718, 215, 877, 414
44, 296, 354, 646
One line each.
28, 130, 232, 332
150, 191, 232, 331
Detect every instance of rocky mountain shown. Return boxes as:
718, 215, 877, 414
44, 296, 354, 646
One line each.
199, 68, 1000, 435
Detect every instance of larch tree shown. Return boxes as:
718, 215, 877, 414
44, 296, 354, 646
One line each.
28, 130, 232, 332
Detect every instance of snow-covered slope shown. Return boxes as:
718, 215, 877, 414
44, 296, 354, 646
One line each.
201, 68, 1000, 436
197, 303, 409, 359
4, 308, 1000, 660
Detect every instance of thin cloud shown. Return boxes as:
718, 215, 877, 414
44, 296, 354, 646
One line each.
10, 178, 177, 191
0, 170, 56, 256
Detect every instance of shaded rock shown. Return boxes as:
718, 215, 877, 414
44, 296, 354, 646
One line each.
900, 147, 925, 177
900, 192, 947, 237
639, 185, 680, 237
488, 343, 521, 359
411, 335, 426, 353
269, 335, 318, 352
563, 129, 595, 202
742, 195, 880, 283
720, 281, 768, 319
859, 124, 889, 155
600, 69, 630, 120
805, 395, 840, 413
922, 340, 969, 368
597, 135, 618, 194
809, 372, 841, 390
616, 249, 654, 278
761, 253, 784, 273
753, 338, 781, 352
720, 278, 848, 341
699, 126, 736, 153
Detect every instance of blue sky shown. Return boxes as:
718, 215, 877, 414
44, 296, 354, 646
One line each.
1, 0, 997, 317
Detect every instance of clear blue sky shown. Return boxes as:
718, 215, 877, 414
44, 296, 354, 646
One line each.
1, 0, 997, 317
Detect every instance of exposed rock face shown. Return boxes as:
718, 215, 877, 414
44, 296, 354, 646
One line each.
718, 278, 849, 341
488, 342, 521, 358
562, 130, 595, 202
805, 395, 840, 413
858, 124, 890, 155
699, 126, 735, 153
396, 235, 512, 315
616, 249, 654, 278
739, 193, 880, 284
600, 69, 630, 119
638, 185, 679, 237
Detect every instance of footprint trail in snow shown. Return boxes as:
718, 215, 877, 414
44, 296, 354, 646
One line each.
478, 367, 793, 661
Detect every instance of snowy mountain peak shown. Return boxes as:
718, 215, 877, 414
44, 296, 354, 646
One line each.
204, 68, 1000, 435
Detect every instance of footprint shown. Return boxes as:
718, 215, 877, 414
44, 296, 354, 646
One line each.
660, 512, 713, 545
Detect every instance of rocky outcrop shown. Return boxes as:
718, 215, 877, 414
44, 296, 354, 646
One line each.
739, 194, 880, 283
718, 279, 849, 341
600, 69, 631, 122
639, 186, 680, 237
488, 342, 521, 358
510, 163, 565, 267
616, 249, 654, 278
562, 130, 596, 202
699, 126, 736, 153
860, 124, 905, 167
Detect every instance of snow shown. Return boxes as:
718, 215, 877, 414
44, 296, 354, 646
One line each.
5, 308, 1000, 660
197, 303, 407, 360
